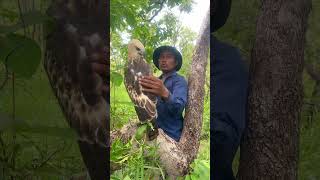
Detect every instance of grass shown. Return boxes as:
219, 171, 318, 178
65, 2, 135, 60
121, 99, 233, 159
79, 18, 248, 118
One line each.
0, 65, 85, 179
110, 83, 137, 130
299, 114, 320, 180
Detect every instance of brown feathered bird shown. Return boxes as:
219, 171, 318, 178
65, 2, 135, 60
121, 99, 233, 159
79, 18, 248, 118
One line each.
44, 0, 109, 179
124, 39, 158, 139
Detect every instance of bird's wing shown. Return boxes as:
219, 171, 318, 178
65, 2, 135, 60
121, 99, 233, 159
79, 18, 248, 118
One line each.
44, 1, 109, 179
124, 56, 157, 122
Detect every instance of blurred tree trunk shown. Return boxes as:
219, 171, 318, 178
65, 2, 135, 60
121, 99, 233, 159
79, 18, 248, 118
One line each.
237, 0, 311, 179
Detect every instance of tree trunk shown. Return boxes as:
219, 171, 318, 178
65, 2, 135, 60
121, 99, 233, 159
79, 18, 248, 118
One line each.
237, 0, 311, 179
156, 10, 210, 178
179, 9, 210, 162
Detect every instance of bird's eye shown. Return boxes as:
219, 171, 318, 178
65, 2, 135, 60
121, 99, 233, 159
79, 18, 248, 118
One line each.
136, 47, 141, 51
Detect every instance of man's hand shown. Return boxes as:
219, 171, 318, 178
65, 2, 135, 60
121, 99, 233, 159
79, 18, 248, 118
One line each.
89, 51, 108, 99
139, 75, 170, 99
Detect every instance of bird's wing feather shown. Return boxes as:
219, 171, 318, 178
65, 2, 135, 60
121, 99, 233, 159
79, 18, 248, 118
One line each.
124, 56, 157, 122
44, 1, 109, 179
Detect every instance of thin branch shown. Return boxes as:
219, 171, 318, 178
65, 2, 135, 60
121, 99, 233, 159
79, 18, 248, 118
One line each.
138, 0, 166, 22
10, 72, 16, 177
0, 132, 6, 160
20, 140, 67, 178
12, 73, 15, 121
19, 133, 44, 159
36, 142, 66, 170
0, 61, 9, 91
17, 0, 27, 36
147, 0, 166, 22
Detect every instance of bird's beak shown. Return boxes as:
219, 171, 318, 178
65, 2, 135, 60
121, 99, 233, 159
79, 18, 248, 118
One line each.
139, 51, 146, 58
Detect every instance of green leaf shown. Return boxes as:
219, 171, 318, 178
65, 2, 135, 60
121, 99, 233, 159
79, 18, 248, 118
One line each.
0, 33, 41, 78
111, 71, 123, 87
110, 139, 131, 162
0, 10, 51, 34
117, 154, 130, 164
185, 175, 191, 180
0, 35, 16, 62
123, 175, 131, 180
135, 124, 148, 140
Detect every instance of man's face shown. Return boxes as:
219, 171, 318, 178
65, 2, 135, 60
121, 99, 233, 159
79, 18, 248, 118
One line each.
159, 51, 177, 73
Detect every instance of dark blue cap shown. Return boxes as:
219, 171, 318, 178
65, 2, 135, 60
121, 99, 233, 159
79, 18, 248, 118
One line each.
153, 46, 183, 71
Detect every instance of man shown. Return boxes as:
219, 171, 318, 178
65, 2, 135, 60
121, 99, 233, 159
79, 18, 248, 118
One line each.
139, 46, 188, 142
211, 0, 249, 179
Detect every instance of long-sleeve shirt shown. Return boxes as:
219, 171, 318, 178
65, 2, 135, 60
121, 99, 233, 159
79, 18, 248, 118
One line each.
211, 36, 249, 141
156, 71, 188, 142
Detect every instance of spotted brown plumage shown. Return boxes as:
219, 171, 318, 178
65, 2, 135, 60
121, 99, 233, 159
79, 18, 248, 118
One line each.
124, 40, 157, 123
44, 0, 109, 179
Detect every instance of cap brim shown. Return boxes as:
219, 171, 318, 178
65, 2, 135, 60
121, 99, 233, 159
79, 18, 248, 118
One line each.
211, 0, 232, 32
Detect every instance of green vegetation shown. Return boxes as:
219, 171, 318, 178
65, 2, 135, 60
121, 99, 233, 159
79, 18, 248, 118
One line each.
0, 1, 85, 179
110, 0, 210, 179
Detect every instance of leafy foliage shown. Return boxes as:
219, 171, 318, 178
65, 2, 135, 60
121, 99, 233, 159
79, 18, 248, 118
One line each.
185, 159, 210, 180
0, 34, 41, 78
111, 138, 164, 180
0, 1, 85, 179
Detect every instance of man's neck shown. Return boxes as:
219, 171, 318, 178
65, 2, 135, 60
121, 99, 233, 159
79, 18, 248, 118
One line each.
160, 70, 176, 81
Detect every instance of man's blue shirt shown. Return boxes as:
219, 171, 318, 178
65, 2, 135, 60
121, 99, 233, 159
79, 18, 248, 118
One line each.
211, 36, 249, 140
156, 71, 188, 142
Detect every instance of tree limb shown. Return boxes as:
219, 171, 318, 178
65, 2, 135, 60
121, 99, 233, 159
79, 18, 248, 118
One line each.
110, 122, 139, 145
147, 0, 166, 22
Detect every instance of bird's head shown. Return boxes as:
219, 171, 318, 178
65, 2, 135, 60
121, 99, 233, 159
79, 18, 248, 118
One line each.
128, 39, 146, 59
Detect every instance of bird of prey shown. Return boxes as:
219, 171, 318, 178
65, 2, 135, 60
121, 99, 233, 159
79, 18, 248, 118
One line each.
124, 40, 158, 138
44, 0, 109, 179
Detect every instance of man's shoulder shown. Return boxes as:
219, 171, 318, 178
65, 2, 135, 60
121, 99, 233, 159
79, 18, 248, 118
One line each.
211, 36, 248, 74
213, 37, 241, 59
174, 73, 187, 84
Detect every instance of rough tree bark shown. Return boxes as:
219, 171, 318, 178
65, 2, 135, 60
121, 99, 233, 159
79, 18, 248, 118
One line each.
110, 9, 210, 178
237, 0, 312, 179
179, 9, 210, 163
